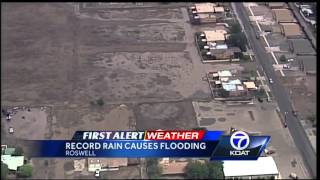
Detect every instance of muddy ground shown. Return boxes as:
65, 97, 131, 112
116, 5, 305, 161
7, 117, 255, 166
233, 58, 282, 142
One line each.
1, 3, 209, 179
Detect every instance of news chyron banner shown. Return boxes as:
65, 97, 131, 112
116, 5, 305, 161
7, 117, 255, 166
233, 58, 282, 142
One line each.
29, 130, 270, 160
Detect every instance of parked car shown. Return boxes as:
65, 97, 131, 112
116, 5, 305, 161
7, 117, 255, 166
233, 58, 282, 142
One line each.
287, 58, 294, 62
269, 78, 273, 84
95, 169, 100, 178
283, 64, 291, 69
256, 32, 260, 39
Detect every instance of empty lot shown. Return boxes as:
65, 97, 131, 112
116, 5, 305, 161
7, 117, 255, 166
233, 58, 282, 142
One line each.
2, 3, 209, 106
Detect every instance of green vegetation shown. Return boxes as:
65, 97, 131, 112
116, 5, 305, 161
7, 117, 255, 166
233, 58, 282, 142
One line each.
96, 98, 105, 106
227, 22, 248, 51
256, 88, 267, 99
220, 89, 230, 98
1, 162, 8, 180
192, 127, 207, 131
307, 114, 316, 122
228, 32, 248, 51
242, 54, 251, 61
91, 98, 105, 106
13, 147, 23, 156
185, 160, 224, 179
146, 158, 162, 179
17, 164, 33, 178
229, 22, 241, 34
279, 55, 286, 62
207, 161, 224, 179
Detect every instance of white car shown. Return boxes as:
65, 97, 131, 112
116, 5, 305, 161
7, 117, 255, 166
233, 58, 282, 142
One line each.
9, 127, 14, 134
95, 169, 100, 177
287, 58, 294, 62
269, 78, 273, 84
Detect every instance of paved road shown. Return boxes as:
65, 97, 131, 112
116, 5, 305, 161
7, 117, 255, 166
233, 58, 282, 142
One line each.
233, 3, 316, 178
288, 3, 316, 49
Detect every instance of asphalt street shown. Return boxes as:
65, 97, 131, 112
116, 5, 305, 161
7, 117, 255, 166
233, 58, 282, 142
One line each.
233, 3, 316, 178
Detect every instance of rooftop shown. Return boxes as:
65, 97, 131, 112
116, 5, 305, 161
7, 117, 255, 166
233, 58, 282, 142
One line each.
195, 3, 216, 13
217, 70, 232, 77
273, 9, 296, 23
280, 23, 302, 37
290, 39, 315, 55
297, 55, 316, 73
88, 158, 128, 172
223, 157, 279, 177
268, 2, 285, 8
203, 30, 226, 42
243, 81, 257, 89
214, 7, 224, 13
1, 155, 24, 171
3, 148, 15, 155
161, 162, 188, 175
197, 13, 216, 19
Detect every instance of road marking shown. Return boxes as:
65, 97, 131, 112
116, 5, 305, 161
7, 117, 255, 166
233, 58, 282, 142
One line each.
256, 70, 271, 101
246, 4, 285, 77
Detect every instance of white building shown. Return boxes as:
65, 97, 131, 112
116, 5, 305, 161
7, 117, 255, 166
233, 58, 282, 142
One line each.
223, 157, 280, 179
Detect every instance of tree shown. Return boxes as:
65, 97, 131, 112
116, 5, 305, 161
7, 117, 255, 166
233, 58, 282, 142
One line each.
96, 98, 104, 106
17, 164, 33, 178
307, 114, 316, 122
227, 32, 247, 51
13, 147, 23, 156
192, 127, 206, 131
220, 89, 230, 98
279, 55, 286, 62
207, 161, 224, 179
146, 158, 162, 179
185, 160, 224, 179
1, 162, 8, 180
230, 22, 241, 34
185, 161, 209, 179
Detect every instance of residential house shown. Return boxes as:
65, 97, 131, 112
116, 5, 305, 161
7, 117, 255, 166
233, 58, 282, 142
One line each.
203, 30, 227, 44
190, 3, 225, 24
280, 23, 303, 38
1, 146, 24, 171
221, 79, 248, 97
272, 9, 297, 23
